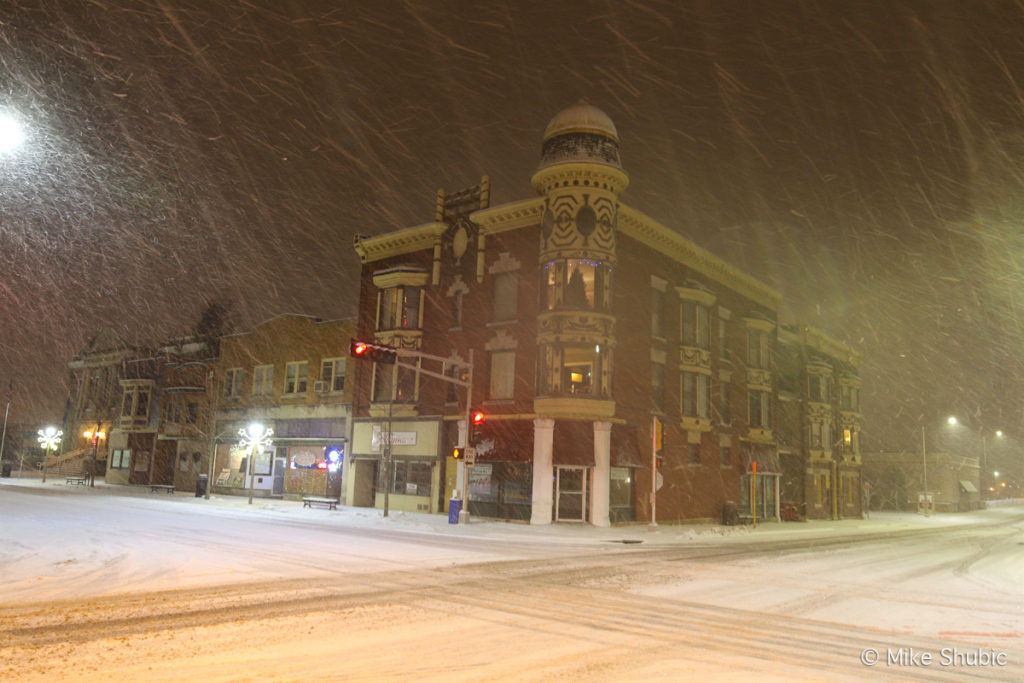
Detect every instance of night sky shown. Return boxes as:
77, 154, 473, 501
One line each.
1, 1, 1022, 456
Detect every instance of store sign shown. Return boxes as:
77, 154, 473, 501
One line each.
371, 426, 418, 450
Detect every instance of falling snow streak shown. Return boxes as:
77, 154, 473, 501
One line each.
0, 1, 1021, 458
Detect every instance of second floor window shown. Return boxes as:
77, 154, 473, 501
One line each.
285, 362, 309, 395
718, 381, 731, 423
652, 362, 665, 412
121, 387, 150, 418
320, 358, 346, 392
808, 374, 830, 403
651, 287, 665, 338
377, 286, 422, 331
749, 390, 771, 429
840, 384, 859, 411
252, 365, 273, 396
492, 272, 518, 322
747, 331, 770, 369
681, 302, 710, 349
682, 372, 710, 418
489, 351, 515, 400
224, 368, 243, 398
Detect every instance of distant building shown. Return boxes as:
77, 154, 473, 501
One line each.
63, 331, 143, 477
211, 315, 355, 500
777, 326, 863, 519
862, 451, 980, 513
349, 102, 862, 525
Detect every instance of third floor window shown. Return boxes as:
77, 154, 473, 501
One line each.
377, 286, 422, 331
681, 302, 710, 349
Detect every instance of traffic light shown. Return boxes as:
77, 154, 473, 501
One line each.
471, 409, 485, 426
349, 337, 397, 364
452, 447, 464, 460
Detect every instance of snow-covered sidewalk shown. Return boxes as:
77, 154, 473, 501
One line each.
3, 476, 1018, 548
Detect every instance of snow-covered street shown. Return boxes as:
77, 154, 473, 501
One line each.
1, 481, 1022, 681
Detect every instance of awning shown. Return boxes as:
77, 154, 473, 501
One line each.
960, 480, 978, 493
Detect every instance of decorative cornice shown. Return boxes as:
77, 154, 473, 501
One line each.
675, 286, 717, 307
617, 205, 781, 311
742, 316, 776, 333
353, 222, 446, 263
800, 325, 862, 367
534, 396, 616, 419
470, 198, 545, 235
372, 267, 429, 289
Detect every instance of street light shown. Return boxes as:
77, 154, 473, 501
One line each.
947, 416, 958, 426
37, 426, 62, 483
237, 422, 273, 505
920, 416, 960, 516
83, 427, 106, 487
0, 112, 25, 153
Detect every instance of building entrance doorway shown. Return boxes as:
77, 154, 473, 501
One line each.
555, 465, 587, 522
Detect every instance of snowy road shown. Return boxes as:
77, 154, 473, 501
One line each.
1, 482, 1022, 681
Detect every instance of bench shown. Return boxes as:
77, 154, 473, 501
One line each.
65, 476, 88, 486
148, 484, 176, 494
302, 496, 338, 510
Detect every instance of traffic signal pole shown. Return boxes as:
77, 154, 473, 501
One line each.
351, 339, 476, 523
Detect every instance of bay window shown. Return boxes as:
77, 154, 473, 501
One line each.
562, 345, 602, 396
541, 258, 611, 311
377, 286, 423, 331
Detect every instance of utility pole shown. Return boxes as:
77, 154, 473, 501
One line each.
981, 435, 987, 501
458, 349, 474, 525
382, 396, 393, 518
0, 395, 10, 472
921, 425, 930, 517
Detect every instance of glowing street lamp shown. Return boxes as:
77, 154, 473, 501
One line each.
0, 112, 26, 154
996, 430, 1004, 438
238, 422, 273, 505
947, 416, 958, 426
37, 426, 62, 483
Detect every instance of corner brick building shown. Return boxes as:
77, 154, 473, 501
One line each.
349, 103, 862, 525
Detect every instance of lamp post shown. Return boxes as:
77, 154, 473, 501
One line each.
981, 430, 1004, 501
238, 422, 273, 505
37, 426, 62, 483
920, 415, 959, 516
83, 426, 106, 487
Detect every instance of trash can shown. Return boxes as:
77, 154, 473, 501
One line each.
1, 463, 11, 478
195, 473, 208, 498
721, 501, 738, 526
448, 497, 462, 524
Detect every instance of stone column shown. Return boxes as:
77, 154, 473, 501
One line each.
531, 418, 555, 525
592, 421, 612, 527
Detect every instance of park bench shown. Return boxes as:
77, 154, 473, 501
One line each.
148, 484, 176, 494
65, 476, 87, 486
302, 496, 338, 510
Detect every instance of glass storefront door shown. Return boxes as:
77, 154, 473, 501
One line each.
740, 473, 780, 521
555, 466, 587, 522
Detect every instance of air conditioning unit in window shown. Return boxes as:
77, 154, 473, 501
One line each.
314, 380, 328, 394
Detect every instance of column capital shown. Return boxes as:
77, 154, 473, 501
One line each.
534, 417, 555, 430
593, 420, 612, 433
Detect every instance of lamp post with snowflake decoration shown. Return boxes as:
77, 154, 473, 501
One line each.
238, 422, 273, 505
37, 426, 62, 483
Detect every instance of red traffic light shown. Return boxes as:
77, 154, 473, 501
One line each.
349, 338, 397, 364
471, 409, 485, 426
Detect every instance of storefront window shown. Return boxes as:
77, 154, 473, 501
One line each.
390, 460, 431, 496
610, 467, 634, 523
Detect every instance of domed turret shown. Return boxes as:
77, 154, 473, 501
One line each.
543, 101, 619, 143
535, 101, 625, 177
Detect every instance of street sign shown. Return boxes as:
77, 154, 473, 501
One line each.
655, 471, 663, 491
464, 447, 476, 465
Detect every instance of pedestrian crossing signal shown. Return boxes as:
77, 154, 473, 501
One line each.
452, 447, 464, 460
